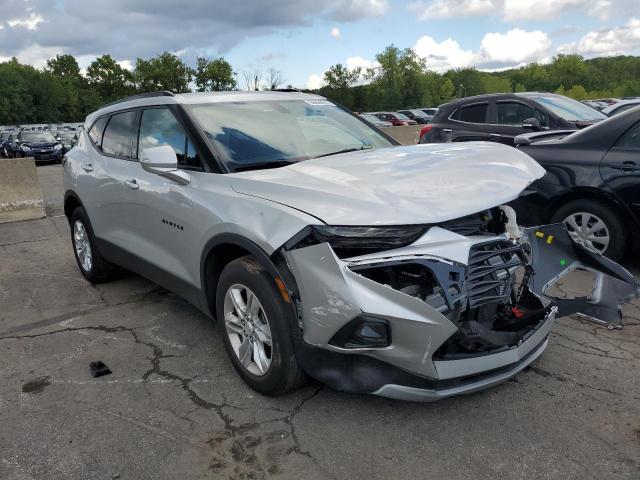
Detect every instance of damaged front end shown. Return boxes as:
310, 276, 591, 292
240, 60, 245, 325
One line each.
281, 208, 639, 401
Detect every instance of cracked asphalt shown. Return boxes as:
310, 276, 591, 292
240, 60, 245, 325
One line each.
0, 165, 639, 479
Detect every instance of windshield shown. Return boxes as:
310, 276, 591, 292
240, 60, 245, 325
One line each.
531, 95, 607, 122
395, 113, 411, 121
21, 132, 57, 143
188, 100, 393, 170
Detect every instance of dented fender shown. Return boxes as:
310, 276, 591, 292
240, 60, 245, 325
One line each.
522, 223, 640, 328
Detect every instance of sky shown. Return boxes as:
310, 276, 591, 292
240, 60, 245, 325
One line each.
0, 0, 639, 89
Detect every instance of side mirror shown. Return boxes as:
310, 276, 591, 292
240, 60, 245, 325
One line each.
522, 118, 541, 131
140, 145, 190, 185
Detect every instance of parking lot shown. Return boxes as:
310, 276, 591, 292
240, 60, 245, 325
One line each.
0, 164, 638, 479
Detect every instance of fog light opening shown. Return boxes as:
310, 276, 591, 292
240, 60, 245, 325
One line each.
329, 316, 391, 349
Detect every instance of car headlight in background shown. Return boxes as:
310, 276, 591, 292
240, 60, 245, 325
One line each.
54, 144, 63, 151
20, 145, 31, 152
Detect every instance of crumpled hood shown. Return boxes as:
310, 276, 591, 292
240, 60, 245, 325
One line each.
229, 142, 546, 225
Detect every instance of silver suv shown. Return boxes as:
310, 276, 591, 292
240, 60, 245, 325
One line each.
63, 91, 639, 401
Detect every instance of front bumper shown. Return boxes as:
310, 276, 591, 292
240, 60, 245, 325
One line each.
374, 337, 549, 401
283, 223, 638, 400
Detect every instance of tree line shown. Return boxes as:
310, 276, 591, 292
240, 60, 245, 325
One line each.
1, 46, 639, 124
317, 46, 640, 112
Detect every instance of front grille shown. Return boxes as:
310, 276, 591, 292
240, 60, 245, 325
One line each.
466, 240, 525, 308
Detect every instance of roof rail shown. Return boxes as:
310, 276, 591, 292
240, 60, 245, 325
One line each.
272, 88, 303, 93
99, 91, 175, 109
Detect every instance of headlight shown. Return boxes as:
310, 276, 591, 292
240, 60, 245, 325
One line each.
54, 144, 62, 151
20, 145, 31, 151
286, 225, 426, 258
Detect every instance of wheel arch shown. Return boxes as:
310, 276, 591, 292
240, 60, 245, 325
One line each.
200, 233, 295, 321
63, 190, 86, 224
546, 187, 630, 225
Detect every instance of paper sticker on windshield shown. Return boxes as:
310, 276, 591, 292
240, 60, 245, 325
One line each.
304, 99, 334, 106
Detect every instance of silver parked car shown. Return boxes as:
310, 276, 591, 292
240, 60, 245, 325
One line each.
63, 91, 639, 401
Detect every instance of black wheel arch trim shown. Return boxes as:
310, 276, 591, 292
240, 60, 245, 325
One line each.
199, 233, 300, 320
63, 190, 87, 221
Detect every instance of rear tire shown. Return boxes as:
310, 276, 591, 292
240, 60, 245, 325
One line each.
550, 199, 627, 262
216, 256, 306, 396
69, 207, 118, 283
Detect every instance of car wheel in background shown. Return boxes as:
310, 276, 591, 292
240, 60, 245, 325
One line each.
216, 256, 306, 396
69, 207, 118, 283
550, 199, 627, 262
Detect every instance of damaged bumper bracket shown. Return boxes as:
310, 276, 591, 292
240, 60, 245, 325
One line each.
523, 223, 640, 329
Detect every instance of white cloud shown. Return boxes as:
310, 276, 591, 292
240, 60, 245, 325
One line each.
413, 28, 552, 71
330, 26, 341, 39
345, 56, 379, 72
413, 36, 474, 72
7, 13, 44, 30
409, 0, 620, 21
478, 29, 551, 64
409, 0, 493, 20
331, 0, 389, 20
117, 59, 134, 71
558, 17, 640, 56
306, 73, 324, 89
0, 44, 63, 68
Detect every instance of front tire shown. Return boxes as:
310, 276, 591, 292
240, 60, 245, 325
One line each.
69, 207, 117, 283
216, 256, 306, 396
550, 199, 627, 261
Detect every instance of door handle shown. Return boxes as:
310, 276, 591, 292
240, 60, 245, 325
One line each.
489, 133, 502, 138
442, 128, 452, 133
611, 162, 640, 172
81, 163, 93, 172
124, 179, 139, 190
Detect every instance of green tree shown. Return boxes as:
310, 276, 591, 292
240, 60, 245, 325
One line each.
134, 52, 192, 93
46, 54, 82, 80
86, 54, 135, 101
321, 64, 361, 108
566, 84, 588, 100
549, 54, 586, 90
194, 57, 236, 92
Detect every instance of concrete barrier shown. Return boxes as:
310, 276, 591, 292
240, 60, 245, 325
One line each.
384, 125, 423, 145
0, 157, 46, 223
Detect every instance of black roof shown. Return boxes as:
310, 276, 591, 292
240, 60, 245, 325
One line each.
440, 92, 553, 109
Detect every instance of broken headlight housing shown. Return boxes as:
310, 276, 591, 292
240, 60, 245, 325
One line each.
285, 225, 426, 258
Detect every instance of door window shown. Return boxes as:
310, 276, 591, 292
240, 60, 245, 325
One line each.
458, 103, 488, 123
616, 122, 640, 148
102, 111, 137, 158
496, 102, 535, 125
138, 108, 202, 169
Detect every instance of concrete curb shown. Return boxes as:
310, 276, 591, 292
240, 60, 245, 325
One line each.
0, 157, 46, 223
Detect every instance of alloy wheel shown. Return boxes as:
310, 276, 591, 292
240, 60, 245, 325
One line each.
73, 220, 93, 272
563, 211, 610, 254
223, 284, 273, 376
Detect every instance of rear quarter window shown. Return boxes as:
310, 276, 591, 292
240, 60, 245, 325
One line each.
458, 103, 488, 123
88, 116, 108, 148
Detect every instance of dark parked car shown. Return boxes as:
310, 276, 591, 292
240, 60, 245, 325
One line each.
419, 92, 607, 145
56, 131, 79, 153
7, 130, 64, 163
0, 132, 11, 157
510, 107, 640, 261
397, 109, 430, 124
372, 112, 417, 126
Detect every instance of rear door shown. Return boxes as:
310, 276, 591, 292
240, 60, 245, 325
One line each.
85, 110, 141, 251
600, 120, 640, 223
490, 100, 550, 145
447, 101, 491, 142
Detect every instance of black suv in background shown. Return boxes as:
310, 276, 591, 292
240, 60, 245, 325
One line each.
420, 92, 607, 145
